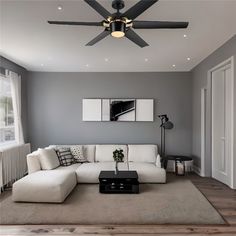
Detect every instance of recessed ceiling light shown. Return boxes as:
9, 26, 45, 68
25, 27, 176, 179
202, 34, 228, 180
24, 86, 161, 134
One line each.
187, 57, 191, 61
57, 6, 63, 11
40, 63, 44, 67
144, 58, 148, 62
105, 58, 109, 62
172, 64, 176, 67
86, 64, 89, 67
183, 34, 187, 38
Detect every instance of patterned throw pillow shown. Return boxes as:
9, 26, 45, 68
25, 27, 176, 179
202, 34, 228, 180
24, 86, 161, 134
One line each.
55, 147, 75, 166
70, 145, 87, 163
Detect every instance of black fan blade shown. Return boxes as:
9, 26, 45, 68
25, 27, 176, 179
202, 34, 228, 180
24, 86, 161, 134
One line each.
125, 29, 148, 48
48, 21, 103, 26
121, 0, 158, 20
133, 21, 189, 29
86, 30, 110, 46
84, 0, 111, 19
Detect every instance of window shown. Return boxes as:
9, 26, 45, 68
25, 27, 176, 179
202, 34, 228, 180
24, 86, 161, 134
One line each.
0, 74, 15, 144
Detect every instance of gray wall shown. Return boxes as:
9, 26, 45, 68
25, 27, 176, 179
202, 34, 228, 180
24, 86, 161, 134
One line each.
27, 72, 192, 153
0, 56, 28, 142
191, 35, 236, 177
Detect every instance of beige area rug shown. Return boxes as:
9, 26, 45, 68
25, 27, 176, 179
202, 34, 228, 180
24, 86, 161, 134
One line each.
0, 178, 225, 225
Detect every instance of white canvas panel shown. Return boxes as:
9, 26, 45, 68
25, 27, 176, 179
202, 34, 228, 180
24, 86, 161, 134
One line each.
136, 99, 154, 121
82, 99, 101, 121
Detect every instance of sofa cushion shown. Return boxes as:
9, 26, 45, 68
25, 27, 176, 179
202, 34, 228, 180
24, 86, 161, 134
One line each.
56, 163, 81, 172
95, 145, 128, 162
128, 162, 166, 183
55, 147, 75, 166
38, 148, 60, 170
70, 145, 87, 163
128, 145, 157, 163
12, 170, 77, 202
76, 162, 129, 183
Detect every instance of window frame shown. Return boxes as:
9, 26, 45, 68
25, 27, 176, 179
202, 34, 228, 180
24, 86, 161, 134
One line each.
0, 73, 16, 146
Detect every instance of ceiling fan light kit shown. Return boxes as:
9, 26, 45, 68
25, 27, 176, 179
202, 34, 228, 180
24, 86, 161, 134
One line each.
110, 21, 126, 38
48, 0, 189, 47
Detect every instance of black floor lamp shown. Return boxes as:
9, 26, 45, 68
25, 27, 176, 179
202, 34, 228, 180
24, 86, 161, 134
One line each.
158, 114, 174, 159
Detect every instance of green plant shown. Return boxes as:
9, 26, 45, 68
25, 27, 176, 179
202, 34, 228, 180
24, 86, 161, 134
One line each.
113, 149, 124, 162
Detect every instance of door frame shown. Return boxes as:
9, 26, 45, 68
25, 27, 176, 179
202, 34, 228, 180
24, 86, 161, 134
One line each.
200, 87, 207, 177
208, 56, 234, 189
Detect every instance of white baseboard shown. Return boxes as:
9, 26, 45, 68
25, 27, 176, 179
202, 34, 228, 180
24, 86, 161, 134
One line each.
193, 165, 205, 177
193, 165, 200, 175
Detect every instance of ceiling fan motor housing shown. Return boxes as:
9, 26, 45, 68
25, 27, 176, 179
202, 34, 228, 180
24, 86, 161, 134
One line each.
112, 0, 125, 10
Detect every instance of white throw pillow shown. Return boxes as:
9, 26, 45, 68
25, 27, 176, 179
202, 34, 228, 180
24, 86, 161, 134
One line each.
38, 148, 60, 170
95, 145, 128, 162
128, 145, 157, 163
70, 145, 87, 163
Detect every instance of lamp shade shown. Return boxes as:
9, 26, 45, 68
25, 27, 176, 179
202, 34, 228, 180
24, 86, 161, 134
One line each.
162, 121, 174, 129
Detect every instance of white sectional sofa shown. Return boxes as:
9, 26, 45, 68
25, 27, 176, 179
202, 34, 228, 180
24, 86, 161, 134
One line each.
12, 144, 166, 203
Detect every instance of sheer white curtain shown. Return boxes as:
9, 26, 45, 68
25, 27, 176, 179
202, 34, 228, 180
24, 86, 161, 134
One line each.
6, 70, 24, 144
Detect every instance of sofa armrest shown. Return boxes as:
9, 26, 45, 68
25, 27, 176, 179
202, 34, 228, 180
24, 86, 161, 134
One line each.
27, 151, 41, 174
156, 154, 161, 168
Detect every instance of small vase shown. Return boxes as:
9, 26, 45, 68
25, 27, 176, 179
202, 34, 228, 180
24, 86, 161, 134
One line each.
115, 161, 119, 175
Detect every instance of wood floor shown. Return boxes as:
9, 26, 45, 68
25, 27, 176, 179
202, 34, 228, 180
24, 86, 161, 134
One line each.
0, 173, 235, 236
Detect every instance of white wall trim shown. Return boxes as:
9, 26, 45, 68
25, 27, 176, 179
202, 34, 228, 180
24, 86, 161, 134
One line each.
230, 56, 235, 189
209, 56, 234, 72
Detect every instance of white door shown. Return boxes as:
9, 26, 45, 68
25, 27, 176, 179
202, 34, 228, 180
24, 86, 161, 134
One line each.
211, 63, 233, 187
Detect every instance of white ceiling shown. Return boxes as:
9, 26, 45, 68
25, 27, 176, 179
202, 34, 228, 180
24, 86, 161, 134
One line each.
0, 0, 236, 72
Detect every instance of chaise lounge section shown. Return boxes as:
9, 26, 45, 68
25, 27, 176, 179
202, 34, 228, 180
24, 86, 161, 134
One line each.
13, 170, 77, 203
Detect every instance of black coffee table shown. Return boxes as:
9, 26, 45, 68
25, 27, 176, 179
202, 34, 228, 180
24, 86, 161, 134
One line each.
99, 171, 139, 194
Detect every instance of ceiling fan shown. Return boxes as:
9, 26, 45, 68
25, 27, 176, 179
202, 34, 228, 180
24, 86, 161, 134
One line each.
48, 0, 189, 48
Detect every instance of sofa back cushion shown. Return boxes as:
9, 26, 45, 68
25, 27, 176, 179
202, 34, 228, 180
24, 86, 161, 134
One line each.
95, 145, 128, 162
83, 145, 96, 162
128, 144, 157, 163
38, 148, 60, 170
